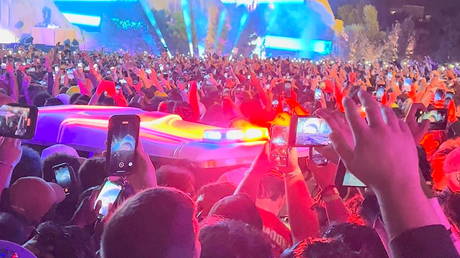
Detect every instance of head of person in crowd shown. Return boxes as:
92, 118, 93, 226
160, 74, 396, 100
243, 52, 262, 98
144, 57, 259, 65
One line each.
195, 182, 236, 221
101, 187, 199, 258
323, 223, 388, 258
78, 157, 106, 191
41, 145, 82, 183
256, 173, 285, 215
442, 147, 460, 193
44, 97, 64, 106
429, 137, 460, 190
23, 221, 95, 258
41, 147, 83, 222
442, 193, 460, 233
0, 212, 29, 244
208, 194, 263, 230
10, 146, 42, 184
199, 219, 273, 258
281, 237, 361, 258
8, 177, 64, 226
156, 165, 196, 198
33, 91, 52, 107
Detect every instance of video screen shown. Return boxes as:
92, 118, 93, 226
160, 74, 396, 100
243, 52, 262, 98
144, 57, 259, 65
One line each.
294, 117, 331, 146
418, 109, 447, 130
0, 105, 33, 138
54, 166, 72, 190
109, 121, 137, 174
376, 87, 385, 100
343, 170, 366, 187
269, 125, 289, 167
95, 180, 122, 217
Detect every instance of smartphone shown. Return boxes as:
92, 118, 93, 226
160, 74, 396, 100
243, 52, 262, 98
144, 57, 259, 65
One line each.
284, 82, 292, 98
314, 88, 322, 101
290, 116, 331, 147
416, 108, 448, 130
335, 160, 366, 187
269, 125, 290, 168
0, 104, 38, 139
310, 148, 328, 166
106, 115, 140, 176
52, 163, 74, 195
95, 178, 123, 217
376, 87, 385, 101
387, 72, 392, 80
402, 78, 412, 92
434, 89, 445, 102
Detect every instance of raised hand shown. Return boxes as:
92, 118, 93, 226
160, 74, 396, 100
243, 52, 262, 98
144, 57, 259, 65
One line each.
405, 103, 429, 143
331, 91, 420, 192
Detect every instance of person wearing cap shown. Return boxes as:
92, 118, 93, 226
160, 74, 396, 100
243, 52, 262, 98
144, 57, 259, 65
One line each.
7, 177, 65, 227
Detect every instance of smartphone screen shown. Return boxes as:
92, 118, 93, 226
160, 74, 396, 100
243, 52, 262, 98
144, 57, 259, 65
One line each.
284, 83, 292, 98
311, 149, 328, 166
106, 115, 140, 175
417, 109, 447, 130
290, 117, 331, 147
95, 179, 123, 217
53, 163, 73, 194
376, 87, 385, 101
434, 89, 445, 102
336, 160, 366, 187
314, 88, 322, 101
0, 104, 38, 139
269, 125, 290, 168
402, 78, 412, 92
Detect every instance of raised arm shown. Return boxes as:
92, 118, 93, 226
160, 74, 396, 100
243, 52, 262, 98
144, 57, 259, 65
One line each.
282, 148, 320, 242
330, 91, 456, 257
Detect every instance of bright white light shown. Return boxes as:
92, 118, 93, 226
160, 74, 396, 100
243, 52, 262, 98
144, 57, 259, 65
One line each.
244, 128, 264, 140
204, 131, 223, 141
226, 130, 244, 140
0, 28, 17, 44
62, 13, 101, 27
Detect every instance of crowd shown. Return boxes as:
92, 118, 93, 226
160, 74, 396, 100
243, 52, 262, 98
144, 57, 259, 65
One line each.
0, 42, 460, 257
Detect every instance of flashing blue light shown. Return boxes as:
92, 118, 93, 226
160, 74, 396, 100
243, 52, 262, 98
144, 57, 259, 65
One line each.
181, 0, 194, 56
233, 12, 249, 49
138, 0, 171, 56
214, 9, 228, 50
265, 36, 303, 51
221, 0, 304, 3
265, 36, 332, 55
310, 40, 332, 55
62, 13, 101, 27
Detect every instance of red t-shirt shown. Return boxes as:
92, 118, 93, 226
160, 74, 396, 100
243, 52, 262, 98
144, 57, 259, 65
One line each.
258, 208, 292, 256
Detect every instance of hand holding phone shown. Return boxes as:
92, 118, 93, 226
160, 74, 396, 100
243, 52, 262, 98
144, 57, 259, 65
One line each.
335, 160, 366, 188
94, 178, 123, 217
106, 115, 140, 176
52, 163, 74, 195
269, 125, 290, 168
290, 116, 331, 147
0, 104, 38, 139
416, 108, 447, 130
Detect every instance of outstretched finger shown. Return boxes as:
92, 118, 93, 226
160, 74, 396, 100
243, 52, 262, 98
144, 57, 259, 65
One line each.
405, 103, 426, 123
358, 90, 385, 128
343, 97, 367, 138
383, 106, 399, 129
329, 131, 354, 165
